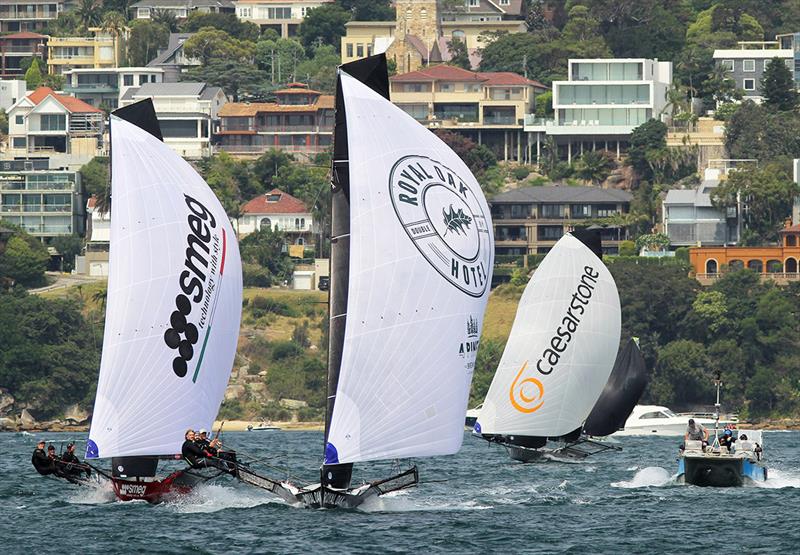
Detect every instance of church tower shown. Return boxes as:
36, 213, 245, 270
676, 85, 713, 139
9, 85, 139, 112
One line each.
387, 0, 441, 74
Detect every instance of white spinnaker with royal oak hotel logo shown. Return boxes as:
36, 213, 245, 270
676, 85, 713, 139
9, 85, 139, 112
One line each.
85, 115, 242, 460
323, 72, 494, 465
475, 233, 620, 438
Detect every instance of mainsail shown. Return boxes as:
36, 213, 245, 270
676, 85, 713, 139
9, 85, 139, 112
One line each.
323, 67, 494, 466
476, 233, 620, 438
583, 338, 649, 437
86, 106, 242, 459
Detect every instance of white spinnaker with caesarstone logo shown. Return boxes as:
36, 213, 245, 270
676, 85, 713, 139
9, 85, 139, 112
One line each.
476, 233, 620, 438
324, 72, 494, 465
86, 115, 242, 459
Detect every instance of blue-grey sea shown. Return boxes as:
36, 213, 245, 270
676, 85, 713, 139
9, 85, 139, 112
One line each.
2, 430, 798, 554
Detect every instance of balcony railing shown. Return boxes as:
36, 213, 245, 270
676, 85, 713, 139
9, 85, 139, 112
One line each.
1, 204, 71, 213
216, 144, 329, 154
482, 116, 517, 125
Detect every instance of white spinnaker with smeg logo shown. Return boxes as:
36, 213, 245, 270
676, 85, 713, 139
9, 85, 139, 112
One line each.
86, 115, 242, 459
476, 233, 620, 437
324, 72, 494, 465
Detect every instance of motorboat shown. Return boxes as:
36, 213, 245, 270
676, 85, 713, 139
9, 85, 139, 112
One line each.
677, 430, 766, 486
675, 372, 766, 487
613, 405, 738, 436
247, 422, 280, 431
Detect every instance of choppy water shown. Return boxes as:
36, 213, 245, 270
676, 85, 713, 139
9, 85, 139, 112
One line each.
3, 430, 799, 554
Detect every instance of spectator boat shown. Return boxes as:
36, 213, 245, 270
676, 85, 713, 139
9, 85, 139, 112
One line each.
613, 405, 738, 436
676, 374, 766, 487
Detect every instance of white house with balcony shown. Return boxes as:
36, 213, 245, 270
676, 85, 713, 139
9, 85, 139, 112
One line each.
119, 81, 227, 158
5, 86, 104, 168
63, 66, 163, 109
525, 58, 672, 163
234, 0, 331, 37
237, 188, 314, 245
130, 0, 234, 20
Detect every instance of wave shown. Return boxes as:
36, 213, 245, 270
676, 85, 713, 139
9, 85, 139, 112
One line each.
611, 466, 674, 488
165, 483, 282, 513
753, 468, 800, 489
359, 489, 493, 513
67, 480, 116, 505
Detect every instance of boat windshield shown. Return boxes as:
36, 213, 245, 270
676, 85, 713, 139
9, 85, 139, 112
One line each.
663, 409, 678, 417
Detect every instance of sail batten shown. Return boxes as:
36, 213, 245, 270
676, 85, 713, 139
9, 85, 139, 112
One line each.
86, 112, 242, 460
476, 233, 620, 438
324, 70, 494, 465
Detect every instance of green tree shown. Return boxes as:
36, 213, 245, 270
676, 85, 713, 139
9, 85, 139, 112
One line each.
725, 101, 800, 161
128, 20, 170, 67
573, 150, 615, 184
151, 8, 179, 32
711, 162, 800, 244
618, 240, 636, 256
469, 338, 504, 406
762, 56, 799, 112
24, 58, 42, 90
0, 108, 8, 136
560, 5, 611, 58
447, 37, 470, 70
239, 227, 294, 280
627, 119, 668, 181
79, 156, 109, 200
433, 130, 497, 179
51, 235, 84, 272
298, 4, 350, 52
252, 149, 294, 192
183, 27, 254, 66
75, 0, 102, 28
651, 340, 713, 406
295, 44, 340, 93
479, 30, 569, 85
181, 12, 260, 41
255, 37, 307, 83
338, 0, 393, 21
0, 234, 49, 286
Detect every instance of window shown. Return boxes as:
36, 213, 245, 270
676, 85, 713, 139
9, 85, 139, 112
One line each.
640, 412, 669, 419
15, 115, 23, 124
743, 59, 755, 72
237, 7, 252, 18
721, 59, 734, 71
539, 204, 565, 219
12, 137, 25, 148
40, 114, 65, 131
468, 0, 479, 6
571, 204, 591, 218
500, 0, 510, 4
138, 74, 148, 85
537, 225, 563, 240
123, 74, 133, 86
260, 217, 271, 229
138, 7, 150, 18
356, 44, 363, 58
743, 78, 756, 91
438, 82, 454, 92
346, 43, 353, 58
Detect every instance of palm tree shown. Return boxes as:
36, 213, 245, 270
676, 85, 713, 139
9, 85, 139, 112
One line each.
151, 8, 178, 33
101, 11, 127, 66
75, 0, 103, 28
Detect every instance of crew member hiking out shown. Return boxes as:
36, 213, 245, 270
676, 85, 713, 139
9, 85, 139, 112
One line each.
59, 442, 91, 478
31, 440, 55, 476
182, 429, 235, 475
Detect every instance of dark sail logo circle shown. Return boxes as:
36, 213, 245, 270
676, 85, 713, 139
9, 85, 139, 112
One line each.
389, 155, 491, 297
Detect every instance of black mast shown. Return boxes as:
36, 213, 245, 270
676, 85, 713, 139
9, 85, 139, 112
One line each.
322, 55, 390, 491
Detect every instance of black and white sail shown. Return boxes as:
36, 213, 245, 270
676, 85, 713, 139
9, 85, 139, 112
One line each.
321, 54, 494, 487
475, 232, 620, 442
583, 338, 648, 437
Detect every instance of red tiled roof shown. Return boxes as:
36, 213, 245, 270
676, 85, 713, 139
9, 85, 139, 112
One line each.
480, 71, 548, 89
2, 32, 47, 40
27, 87, 103, 113
274, 88, 322, 95
242, 188, 309, 215
391, 64, 485, 82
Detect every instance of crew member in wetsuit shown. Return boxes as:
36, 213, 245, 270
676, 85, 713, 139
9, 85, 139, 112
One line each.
194, 429, 216, 455
31, 440, 55, 475
182, 429, 235, 475
60, 442, 91, 478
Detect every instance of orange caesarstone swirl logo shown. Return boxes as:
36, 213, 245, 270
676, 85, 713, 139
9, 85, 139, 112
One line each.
509, 361, 545, 413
